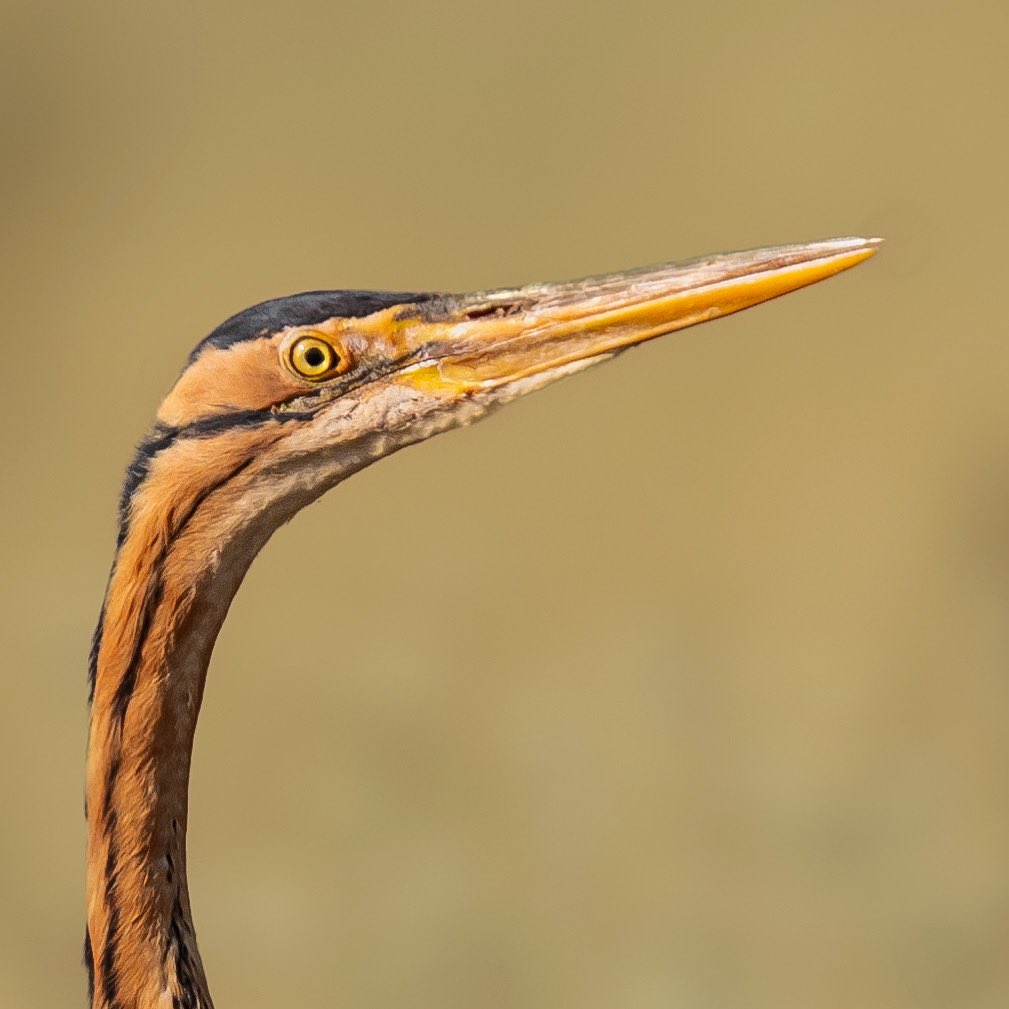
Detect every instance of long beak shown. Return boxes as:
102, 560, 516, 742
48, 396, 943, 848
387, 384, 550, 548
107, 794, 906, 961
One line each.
386, 236, 880, 394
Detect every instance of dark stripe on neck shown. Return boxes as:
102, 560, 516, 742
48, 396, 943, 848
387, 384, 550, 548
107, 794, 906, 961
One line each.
93, 448, 256, 1005
101, 903, 121, 1009
96, 817, 126, 1009
106, 452, 256, 742
88, 600, 106, 705
84, 925, 95, 1004
108, 580, 164, 727
168, 896, 205, 1009
118, 410, 305, 548
88, 409, 304, 703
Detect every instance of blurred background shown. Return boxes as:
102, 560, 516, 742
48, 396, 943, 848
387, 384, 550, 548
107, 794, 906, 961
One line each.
2, 2, 1007, 1007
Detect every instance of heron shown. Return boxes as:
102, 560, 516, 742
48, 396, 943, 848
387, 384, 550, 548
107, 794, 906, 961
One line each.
85, 236, 879, 1008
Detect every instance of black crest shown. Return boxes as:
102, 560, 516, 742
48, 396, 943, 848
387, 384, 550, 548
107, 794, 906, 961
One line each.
188, 289, 437, 362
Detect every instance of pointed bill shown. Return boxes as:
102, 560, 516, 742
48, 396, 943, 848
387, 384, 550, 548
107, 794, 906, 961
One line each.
375, 236, 881, 394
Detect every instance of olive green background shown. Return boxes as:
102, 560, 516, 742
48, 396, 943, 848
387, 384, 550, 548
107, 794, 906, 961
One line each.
2, 2, 1007, 1007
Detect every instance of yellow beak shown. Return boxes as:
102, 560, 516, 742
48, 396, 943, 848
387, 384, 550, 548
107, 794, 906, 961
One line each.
385, 236, 880, 394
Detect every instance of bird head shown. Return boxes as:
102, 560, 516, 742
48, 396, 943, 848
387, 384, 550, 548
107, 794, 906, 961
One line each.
119, 237, 879, 567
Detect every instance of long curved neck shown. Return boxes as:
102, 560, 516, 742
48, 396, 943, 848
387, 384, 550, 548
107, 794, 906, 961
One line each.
85, 428, 290, 1009
84, 399, 430, 1007
86, 521, 230, 1009
86, 624, 212, 1009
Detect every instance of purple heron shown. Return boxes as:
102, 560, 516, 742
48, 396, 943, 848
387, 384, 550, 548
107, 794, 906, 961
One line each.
85, 237, 879, 1008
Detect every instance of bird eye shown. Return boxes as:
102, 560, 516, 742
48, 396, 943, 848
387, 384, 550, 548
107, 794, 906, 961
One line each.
288, 334, 347, 380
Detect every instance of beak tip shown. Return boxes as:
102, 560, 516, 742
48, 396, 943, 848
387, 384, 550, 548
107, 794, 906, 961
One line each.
809, 235, 883, 272
826, 235, 884, 254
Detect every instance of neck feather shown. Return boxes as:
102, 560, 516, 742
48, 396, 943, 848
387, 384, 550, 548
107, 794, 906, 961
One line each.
84, 387, 475, 1008
85, 429, 289, 1009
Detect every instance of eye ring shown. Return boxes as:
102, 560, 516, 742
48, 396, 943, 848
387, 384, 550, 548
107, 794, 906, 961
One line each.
288, 334, 349, 380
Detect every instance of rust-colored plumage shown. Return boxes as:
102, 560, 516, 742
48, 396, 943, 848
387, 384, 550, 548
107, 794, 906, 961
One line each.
86, 239, 878, 1008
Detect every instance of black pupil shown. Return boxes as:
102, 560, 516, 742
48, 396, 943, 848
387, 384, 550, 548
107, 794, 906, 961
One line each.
304, 345, 327, 368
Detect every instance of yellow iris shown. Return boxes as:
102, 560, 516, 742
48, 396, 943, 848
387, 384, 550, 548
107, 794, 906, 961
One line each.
289, 334, 343, 379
